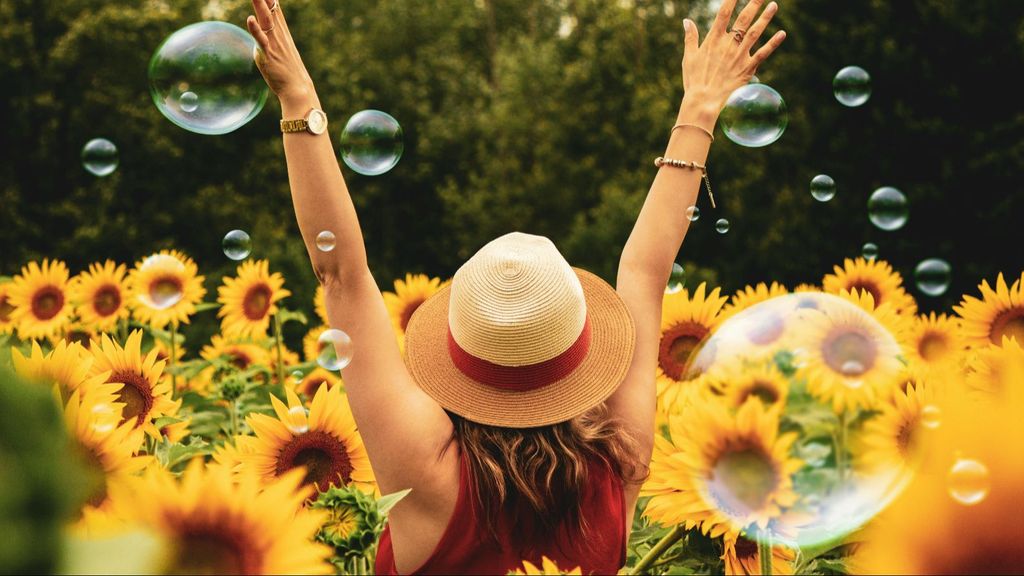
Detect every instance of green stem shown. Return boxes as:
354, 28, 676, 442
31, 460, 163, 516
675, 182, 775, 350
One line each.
629, 524, 685, 575
119, 317, 128, 345
170, 322, 179, 397
837, 410, 849, 483
229, 399, 239, 438
273, 312, 286, 388
758, 532, 773, 576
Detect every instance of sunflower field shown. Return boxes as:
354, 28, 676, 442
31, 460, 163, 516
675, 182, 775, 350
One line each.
1, 252, 1022, 574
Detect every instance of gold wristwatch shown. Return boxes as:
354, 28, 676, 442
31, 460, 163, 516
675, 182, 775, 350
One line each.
280, 108, 328, 135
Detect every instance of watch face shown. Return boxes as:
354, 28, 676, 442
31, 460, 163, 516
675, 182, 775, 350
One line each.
307, 110, 328, 134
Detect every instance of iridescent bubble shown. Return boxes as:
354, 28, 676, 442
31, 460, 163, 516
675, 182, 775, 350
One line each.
862, 243, 879, 261
715, 218, 730, 234
833, 66, 872, 107
317, 328, 353, 371
340, 110, 404, 176
666, 263, 686, 295
947, 458, 990, 505
749, 75, 760, 84
316, 231, 337, 252
179, 90, 199, 113
81, 138, 119, 177
222, 229, 251, 261
686, 206, 700, 222
285, 405, 309, 434
148, 22, 268, 135
720, 83, 788, 148
868, 187, 909, 231
290, 369, 304, 384
920, 404, 941, 430
135, 254, 185, 310
810, 174, 836, 202
914, 258, 952, 297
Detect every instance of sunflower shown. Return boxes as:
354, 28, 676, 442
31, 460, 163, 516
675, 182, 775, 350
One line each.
127, 250, 206, 329
832, 288, 910, 347
722, 532, 795, 576
512, 556, 583, 575
89, 331, 178, 439
60, 320, 98, 348
106, 459, 333, 575
793, 283, 820, 293
237, 384, 375, 494
382, 274, 448, 339
0, 281, 15, 334
69, 260, 130, 333
314, 285, 328, 325
799, 294, 905, 413
642, 401, 802, 538
657, 283, 729, 414
291, 367, 342, 400
964, 336, 1024, 403
905, 313, 966, 379
721, 282, 789, 321
63, 384, 151, 529
7, 259, 73, 340
217, 260, 291, 339
303, 324, 330, 362
954, 272, 1024, 349
823, 257, 917, 315
12, 340, 109, 401
709, 362, 789, 410
192, 335, 272, 394
857, 383, 941, 474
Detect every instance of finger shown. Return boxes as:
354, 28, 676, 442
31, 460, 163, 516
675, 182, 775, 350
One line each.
711, 0, 739, 34
751, 30, 787, 66
246, 15, 271, 52
683, 18, 700, 58
732, 0, 765, 33
251, 0, 273, 31
743, 1, 777, 49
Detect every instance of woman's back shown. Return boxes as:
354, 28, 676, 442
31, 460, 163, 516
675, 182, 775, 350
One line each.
375, 446, 627, 575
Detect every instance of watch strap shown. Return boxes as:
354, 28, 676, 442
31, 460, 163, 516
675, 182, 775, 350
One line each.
280, 118, 309, 133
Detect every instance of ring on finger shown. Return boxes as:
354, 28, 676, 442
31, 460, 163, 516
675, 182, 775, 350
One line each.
270, 0, 279, 13
731, 28, 746, 43
261, 22, 276, 33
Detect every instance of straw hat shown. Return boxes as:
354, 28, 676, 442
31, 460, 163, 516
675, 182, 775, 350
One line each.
404, 232, 635, 428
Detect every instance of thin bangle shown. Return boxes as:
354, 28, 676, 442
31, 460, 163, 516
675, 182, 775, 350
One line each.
670, 123, 715, 143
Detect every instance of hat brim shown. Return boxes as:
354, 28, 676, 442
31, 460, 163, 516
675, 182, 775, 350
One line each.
403, 268, 636, 428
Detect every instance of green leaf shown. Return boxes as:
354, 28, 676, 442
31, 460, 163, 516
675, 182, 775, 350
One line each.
277, 308, 309, 326
155, 437, 211, 470
192, 302, 221, 313
376, 488, 412, 516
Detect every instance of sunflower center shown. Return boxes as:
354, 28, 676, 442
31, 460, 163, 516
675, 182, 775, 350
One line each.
72, 441, 109, 510
659, 322, 710, 381
31, 285, 64, 321
229, 350, 253, 369
243, 284, 273, 321
743, 380, 780, 406
167, 527, 258, 575
110, 369, 155, 426
734, 535, 759, 560
65, 329, 92, 347
990, 308, 1024, 346
93, 284, 122, 316
301, 377, 328, 398
709, 446, 779, 518
918, 331, 950, 362
148, 276, 183, 308
823, 329, 877, 376
399, 297, 427, 331
0, 295, 13, 323
895, 416, 919, 457
275, 429, 353, 492
849, 281, 882, 305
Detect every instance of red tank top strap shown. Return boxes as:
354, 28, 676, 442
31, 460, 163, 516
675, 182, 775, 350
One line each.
375, 449, 627, 575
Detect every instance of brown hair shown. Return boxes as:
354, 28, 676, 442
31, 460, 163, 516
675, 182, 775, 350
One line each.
441, 403, 648, 547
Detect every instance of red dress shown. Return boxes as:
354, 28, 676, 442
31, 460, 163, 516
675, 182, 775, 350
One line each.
375, 449, 627, 575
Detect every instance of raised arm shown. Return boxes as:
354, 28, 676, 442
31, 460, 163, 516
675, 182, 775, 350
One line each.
246, 0, 453, 497
608, 0, 786, 470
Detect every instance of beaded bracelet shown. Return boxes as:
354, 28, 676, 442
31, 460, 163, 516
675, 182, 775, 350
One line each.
654, 156, 717, 208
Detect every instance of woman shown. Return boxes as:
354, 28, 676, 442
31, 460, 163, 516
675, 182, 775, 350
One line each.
245, 0, 785, 573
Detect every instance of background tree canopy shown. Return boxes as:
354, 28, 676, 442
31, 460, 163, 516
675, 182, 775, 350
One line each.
2, 0, 1022, 341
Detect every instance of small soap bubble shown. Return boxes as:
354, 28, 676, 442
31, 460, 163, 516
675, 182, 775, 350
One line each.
810, 174, 836, 202
947, 458, 990, 506
833, 66, 872, 107
862, 243, 879, 260
686, 206, 700, 222
715, 218, 730, 234
222, 229, 251, 261
720, 83, 788, 148
317, 328, 353, 371
179, 90, 199, 113
914, 258, 952, 297
666, 263, 686, 295
291, 370, 304, 384
316, 231, 337, 252
340, 110, 404, 176
81, 138, 119, 177
920, 404, 941, 430
285, 405, 309, 434
868, 187, 909, 231
135, 254, 186, 310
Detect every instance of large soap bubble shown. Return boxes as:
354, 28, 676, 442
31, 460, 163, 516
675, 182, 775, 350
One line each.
148, 22, 268, 135
672, 293, 914, 549
720, 83, 788, 148
340, 110, 404, 176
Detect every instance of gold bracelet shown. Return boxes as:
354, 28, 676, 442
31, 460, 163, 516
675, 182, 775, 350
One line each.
670, 123, 715, 143
654, 156, 717, 208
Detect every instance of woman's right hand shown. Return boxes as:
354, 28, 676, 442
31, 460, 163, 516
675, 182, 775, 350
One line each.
246, 0, 317, 108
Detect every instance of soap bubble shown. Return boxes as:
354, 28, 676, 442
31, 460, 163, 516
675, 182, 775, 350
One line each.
316, 231, 337, 252
919, 404, 941, 430
81, 138, 119, 177
317, 328, 353, 371
947, 458, 990, 506
914, 258, 952, 297
135, 254, 186, 310
222, 229, 251, 261
686, 206, 700, 222
810, 174, 836, 202
862, 243, 879, 261
715, 218, 730, 234
291, 370, 304, 384
675, 293, 910, 548
340, 110, 404, 176
833, 66, 872, 107
148, 21, 268, 135
666, 263, 686, 295
868, 187, 909, 231
720, 83, 788, 148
